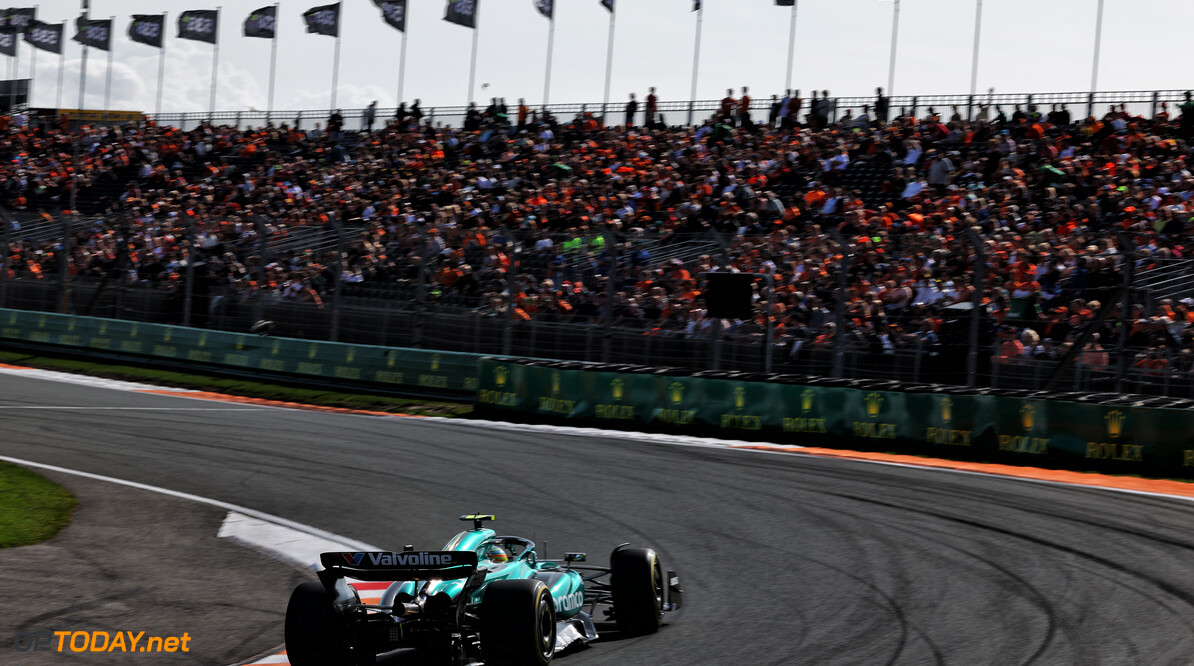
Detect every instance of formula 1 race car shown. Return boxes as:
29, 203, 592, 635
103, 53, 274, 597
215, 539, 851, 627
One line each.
284, 515, 681, 665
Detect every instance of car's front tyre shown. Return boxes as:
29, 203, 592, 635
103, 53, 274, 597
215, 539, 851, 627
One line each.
611, 546, 664, 635
481, 579, 557, 665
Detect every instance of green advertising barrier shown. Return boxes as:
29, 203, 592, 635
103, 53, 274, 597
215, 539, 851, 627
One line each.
0, 309, 479, 396
476, 358, 1194, 477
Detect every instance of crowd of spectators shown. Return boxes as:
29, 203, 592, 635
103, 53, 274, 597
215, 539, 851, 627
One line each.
3, 87, 1194, 386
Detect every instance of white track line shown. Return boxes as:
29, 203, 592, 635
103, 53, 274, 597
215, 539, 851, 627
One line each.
0, 455, 383, 561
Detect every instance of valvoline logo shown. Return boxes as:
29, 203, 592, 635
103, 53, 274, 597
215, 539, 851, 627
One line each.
342, 553, 366, 565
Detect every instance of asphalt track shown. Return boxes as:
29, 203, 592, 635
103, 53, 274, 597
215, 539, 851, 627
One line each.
6, 374, 1194, 665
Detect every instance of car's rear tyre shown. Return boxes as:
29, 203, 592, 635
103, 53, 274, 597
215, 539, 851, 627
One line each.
285, 582, 370, 666
481, 579, 557, 665
611, 546, 663, 635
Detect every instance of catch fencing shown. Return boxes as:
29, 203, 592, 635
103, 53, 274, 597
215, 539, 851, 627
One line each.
2, 216, 1193, 399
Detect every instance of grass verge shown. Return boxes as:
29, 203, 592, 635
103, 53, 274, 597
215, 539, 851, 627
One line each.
0, 350, 473, 418
0, 462, 78, 548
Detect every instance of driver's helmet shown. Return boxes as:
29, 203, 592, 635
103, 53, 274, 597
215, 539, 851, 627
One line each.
482, 544, 509, 564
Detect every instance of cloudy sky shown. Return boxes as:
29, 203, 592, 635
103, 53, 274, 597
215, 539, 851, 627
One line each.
13, 0, 1189, 115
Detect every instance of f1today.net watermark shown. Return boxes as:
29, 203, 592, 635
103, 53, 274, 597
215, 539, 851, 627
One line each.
13, 630, 191, 653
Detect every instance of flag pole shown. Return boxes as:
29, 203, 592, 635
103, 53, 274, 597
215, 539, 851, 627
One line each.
104, 16, 113, 121
209, 7, 220, 121
969, 0, 982, 96
542, 8, 555, 108
28, 5, 36, 106
267, 2, 278, 123
396, 7, 408, 106
10, 27, 19, 112
1091, 0, 1104, 93
330, 9, 341, 111
467, 6, 479, 104
29, 37, 36, 108
155, 12, 167, 117
602, 3, 615, 123
78, 5, 90, 114
785, 1, 798, 94
887, 0, 900, 96
687, 3, 703, 126
56, 24, 65, 110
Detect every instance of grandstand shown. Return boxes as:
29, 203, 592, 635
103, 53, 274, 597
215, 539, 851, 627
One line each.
2, 88, 1193, 397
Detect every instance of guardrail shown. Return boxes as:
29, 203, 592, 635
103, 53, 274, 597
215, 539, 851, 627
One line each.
0, 308, 479, 399
476, 358, 1194, 478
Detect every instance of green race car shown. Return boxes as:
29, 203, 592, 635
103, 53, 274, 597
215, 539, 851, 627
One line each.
284, 514, 681, 665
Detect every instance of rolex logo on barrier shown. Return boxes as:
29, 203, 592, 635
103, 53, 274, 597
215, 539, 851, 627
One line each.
479, 365, 516, 408
721, 385, 762, 431
669, 382, 685, 406
595, 377, 634, 420
925, 396, 970, 447
658, 381, 695, 425
1087, 409, 1141, 462
1105, 410, 1125, 439
1021, 404, 1036, 431
1000, 403, 1048, 455
538, 371, 574, 416
865, 393, 883, 418
785, 388, 827, 434
853, 393, 896, 440
801, 389, 814, 413
418, 353, 448, 389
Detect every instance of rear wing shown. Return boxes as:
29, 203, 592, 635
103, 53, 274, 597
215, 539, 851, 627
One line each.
319, 550, 478, 582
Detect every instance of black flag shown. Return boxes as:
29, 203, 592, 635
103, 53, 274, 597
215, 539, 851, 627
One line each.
0, 30, 16, 57
73, 16, 112, 51
444, 0, 477, 29
534, 0, 553, 19
178, 9, 218, 44
3, 8, 36, 34
601, 0, 614, 12
776, 0, 796, 5
303, 3, 340, 37
128, 14, 164, 47
373, 0, 406, 33
23, 20, 62, 54
244, 6, 276, 38
693, 1, 701, 11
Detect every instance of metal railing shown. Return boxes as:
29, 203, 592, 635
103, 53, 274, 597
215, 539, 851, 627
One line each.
144, 89, 1190, 131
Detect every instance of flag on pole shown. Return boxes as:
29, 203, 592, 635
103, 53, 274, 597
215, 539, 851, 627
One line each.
244, 6, 276, 38
534, 0, 554, 19
23, 20, 62, 54
373, 0, 407, 32
444, 0, 478, 28
178, 10, 218, 44
128, 14, 164, 47
0, 31, 15, 56
601, 0, 614, 11
693, 1, 701, 10
73, 16, 112, 51
776, 0, 796, 5
3, 8, 36, 34
303, 3, 340, 37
